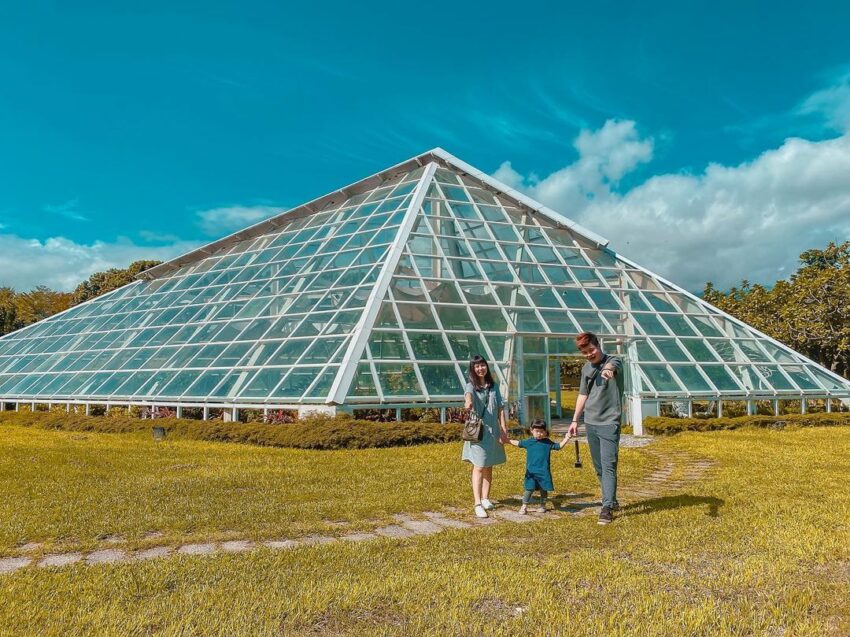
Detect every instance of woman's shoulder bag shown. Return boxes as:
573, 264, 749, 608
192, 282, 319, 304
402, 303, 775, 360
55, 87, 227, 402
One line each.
462, 387, 490, 442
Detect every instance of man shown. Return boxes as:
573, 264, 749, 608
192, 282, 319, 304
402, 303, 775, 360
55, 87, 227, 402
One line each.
567, 331, 623, 525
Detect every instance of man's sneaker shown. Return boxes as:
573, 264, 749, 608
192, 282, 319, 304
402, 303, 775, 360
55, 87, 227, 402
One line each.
598, 506, 613, 525
474, 504, 488, 518
518, 504, 528, 515
481, 499, 496, 511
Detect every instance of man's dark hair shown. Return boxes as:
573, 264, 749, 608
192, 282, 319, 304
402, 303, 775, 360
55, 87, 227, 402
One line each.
575, 331, 600, 349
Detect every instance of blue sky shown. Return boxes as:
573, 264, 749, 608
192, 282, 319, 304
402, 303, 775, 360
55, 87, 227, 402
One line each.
1, 1, 849, 291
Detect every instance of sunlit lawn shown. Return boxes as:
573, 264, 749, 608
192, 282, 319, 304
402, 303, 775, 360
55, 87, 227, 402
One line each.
0, 424, 653, 557
1, 424, 849, 636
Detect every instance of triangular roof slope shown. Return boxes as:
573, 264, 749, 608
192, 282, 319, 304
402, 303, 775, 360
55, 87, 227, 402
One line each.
0, 149, 848, 409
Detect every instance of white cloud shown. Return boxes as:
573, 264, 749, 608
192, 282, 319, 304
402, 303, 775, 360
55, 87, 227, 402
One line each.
799, 73, 850, 132
494, 119, 654, 216
0, 234, 201, 291
195, 205, 283, 236
44, 199, 90, 222
495, 119, 850, 291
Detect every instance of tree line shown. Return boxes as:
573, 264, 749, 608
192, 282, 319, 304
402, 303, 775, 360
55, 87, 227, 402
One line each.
704, 242, 850, 379
0, 243, 847, 380
0, 260, 160, 337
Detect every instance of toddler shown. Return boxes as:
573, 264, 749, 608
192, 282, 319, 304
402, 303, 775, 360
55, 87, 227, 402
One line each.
508, 419, 571, 513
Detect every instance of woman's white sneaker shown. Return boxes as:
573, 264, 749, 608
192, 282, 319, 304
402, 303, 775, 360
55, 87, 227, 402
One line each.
481, 499, 495, 511
474, 504, 488, 518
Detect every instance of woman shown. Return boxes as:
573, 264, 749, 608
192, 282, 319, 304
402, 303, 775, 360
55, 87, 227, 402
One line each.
462, 355, 509, 518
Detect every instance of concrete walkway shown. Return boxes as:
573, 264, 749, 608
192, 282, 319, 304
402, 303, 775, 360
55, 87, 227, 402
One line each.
0, 444, 714, 576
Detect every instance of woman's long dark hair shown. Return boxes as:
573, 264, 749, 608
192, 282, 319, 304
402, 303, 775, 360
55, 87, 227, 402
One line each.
468, 355, 495, 389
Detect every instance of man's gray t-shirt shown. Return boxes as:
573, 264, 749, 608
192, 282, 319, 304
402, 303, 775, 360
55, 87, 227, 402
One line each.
578, 354, 623, 426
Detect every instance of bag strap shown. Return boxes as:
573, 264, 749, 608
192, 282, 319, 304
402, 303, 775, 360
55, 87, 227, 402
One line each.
470, 385, 491, 419
585, 354, 609, 392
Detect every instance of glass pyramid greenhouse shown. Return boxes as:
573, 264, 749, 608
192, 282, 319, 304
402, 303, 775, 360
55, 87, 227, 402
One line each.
1, 149, 848, 432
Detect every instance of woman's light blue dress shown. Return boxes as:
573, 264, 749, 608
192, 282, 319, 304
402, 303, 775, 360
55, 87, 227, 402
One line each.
461, 382, 507, 468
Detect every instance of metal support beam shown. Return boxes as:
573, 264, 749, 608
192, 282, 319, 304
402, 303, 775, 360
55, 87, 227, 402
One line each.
85, 403, 91, 416
717, 400, 723, 418
395, 407, 402, 422
328, 163, 438, 405
687, 400, 694, 418
826, 399, 832, 413
801, 399, 807, 414
176, 405, 183, 419
440, 407, 446, 424
747, 399, 756, 416
773, 399, 780, 416
629, 397, 644, 436
203, 405, 209, 421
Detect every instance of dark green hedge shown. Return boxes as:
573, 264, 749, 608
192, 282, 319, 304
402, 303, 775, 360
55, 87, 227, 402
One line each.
644, 412, 850, 435
0, 411, 463, 450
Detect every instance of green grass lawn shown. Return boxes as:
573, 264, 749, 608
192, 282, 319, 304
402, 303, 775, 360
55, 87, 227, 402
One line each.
1, 424, 849, 636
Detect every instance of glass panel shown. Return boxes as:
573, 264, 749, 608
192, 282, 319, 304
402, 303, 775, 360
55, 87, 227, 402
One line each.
184, 370, 230, 397
433, 305, 475, 330
538, 311, 577, 334
783, 365, 819, 390
634, 340, 660, 362
680, 339, 718, 362
690, 315, 723, 338
756, 365, 795, 391
558, 288, 592, 310
423, 280, 464, 304
350, 363, 378, 397
736, 340, 770, 363
376, 363, 420, 396
408, 333, 450, 360
640, 365, 682, 392
727, 365, 769, 391
303, 369, 336, 399
419, 364, 462, 395
301, 337, 345, 364
512, 310, 546, 332
395, 303, 438, 329
700, 365, 742, 391
523, 358, 547, 393
662, 314, 697, 337
446, 334, 487, 361
470, 308, 508, 332
669, 365, 712, 392
369, 332, 408, 360
458, 283, 498, 306
273, 368, 320, 398
240, 369, 286, 399
654, 339, 689, 362
633, 314, 670, 336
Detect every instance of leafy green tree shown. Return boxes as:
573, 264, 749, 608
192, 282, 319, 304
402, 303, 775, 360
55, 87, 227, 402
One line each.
0, 287, 20, 335
704, 242, 850, 378
14, 286, 73, 326
72, 260, 161, 304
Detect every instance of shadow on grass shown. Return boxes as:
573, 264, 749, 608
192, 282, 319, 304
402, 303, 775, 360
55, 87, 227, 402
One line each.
497, 493, 594, 508
623, 494, 724, 518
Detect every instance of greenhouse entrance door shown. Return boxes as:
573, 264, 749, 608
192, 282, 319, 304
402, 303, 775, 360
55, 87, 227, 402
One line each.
548, 356, 585, 423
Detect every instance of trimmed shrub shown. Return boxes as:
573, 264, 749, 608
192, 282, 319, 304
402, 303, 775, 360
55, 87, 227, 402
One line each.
0, 411, 463, 450
644, 412, 850, 435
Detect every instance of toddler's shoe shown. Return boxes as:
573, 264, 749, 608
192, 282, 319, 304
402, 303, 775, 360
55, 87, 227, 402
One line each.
481, 499, 495, 511
474, 504, 488, 518
518, 504, 528, 515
